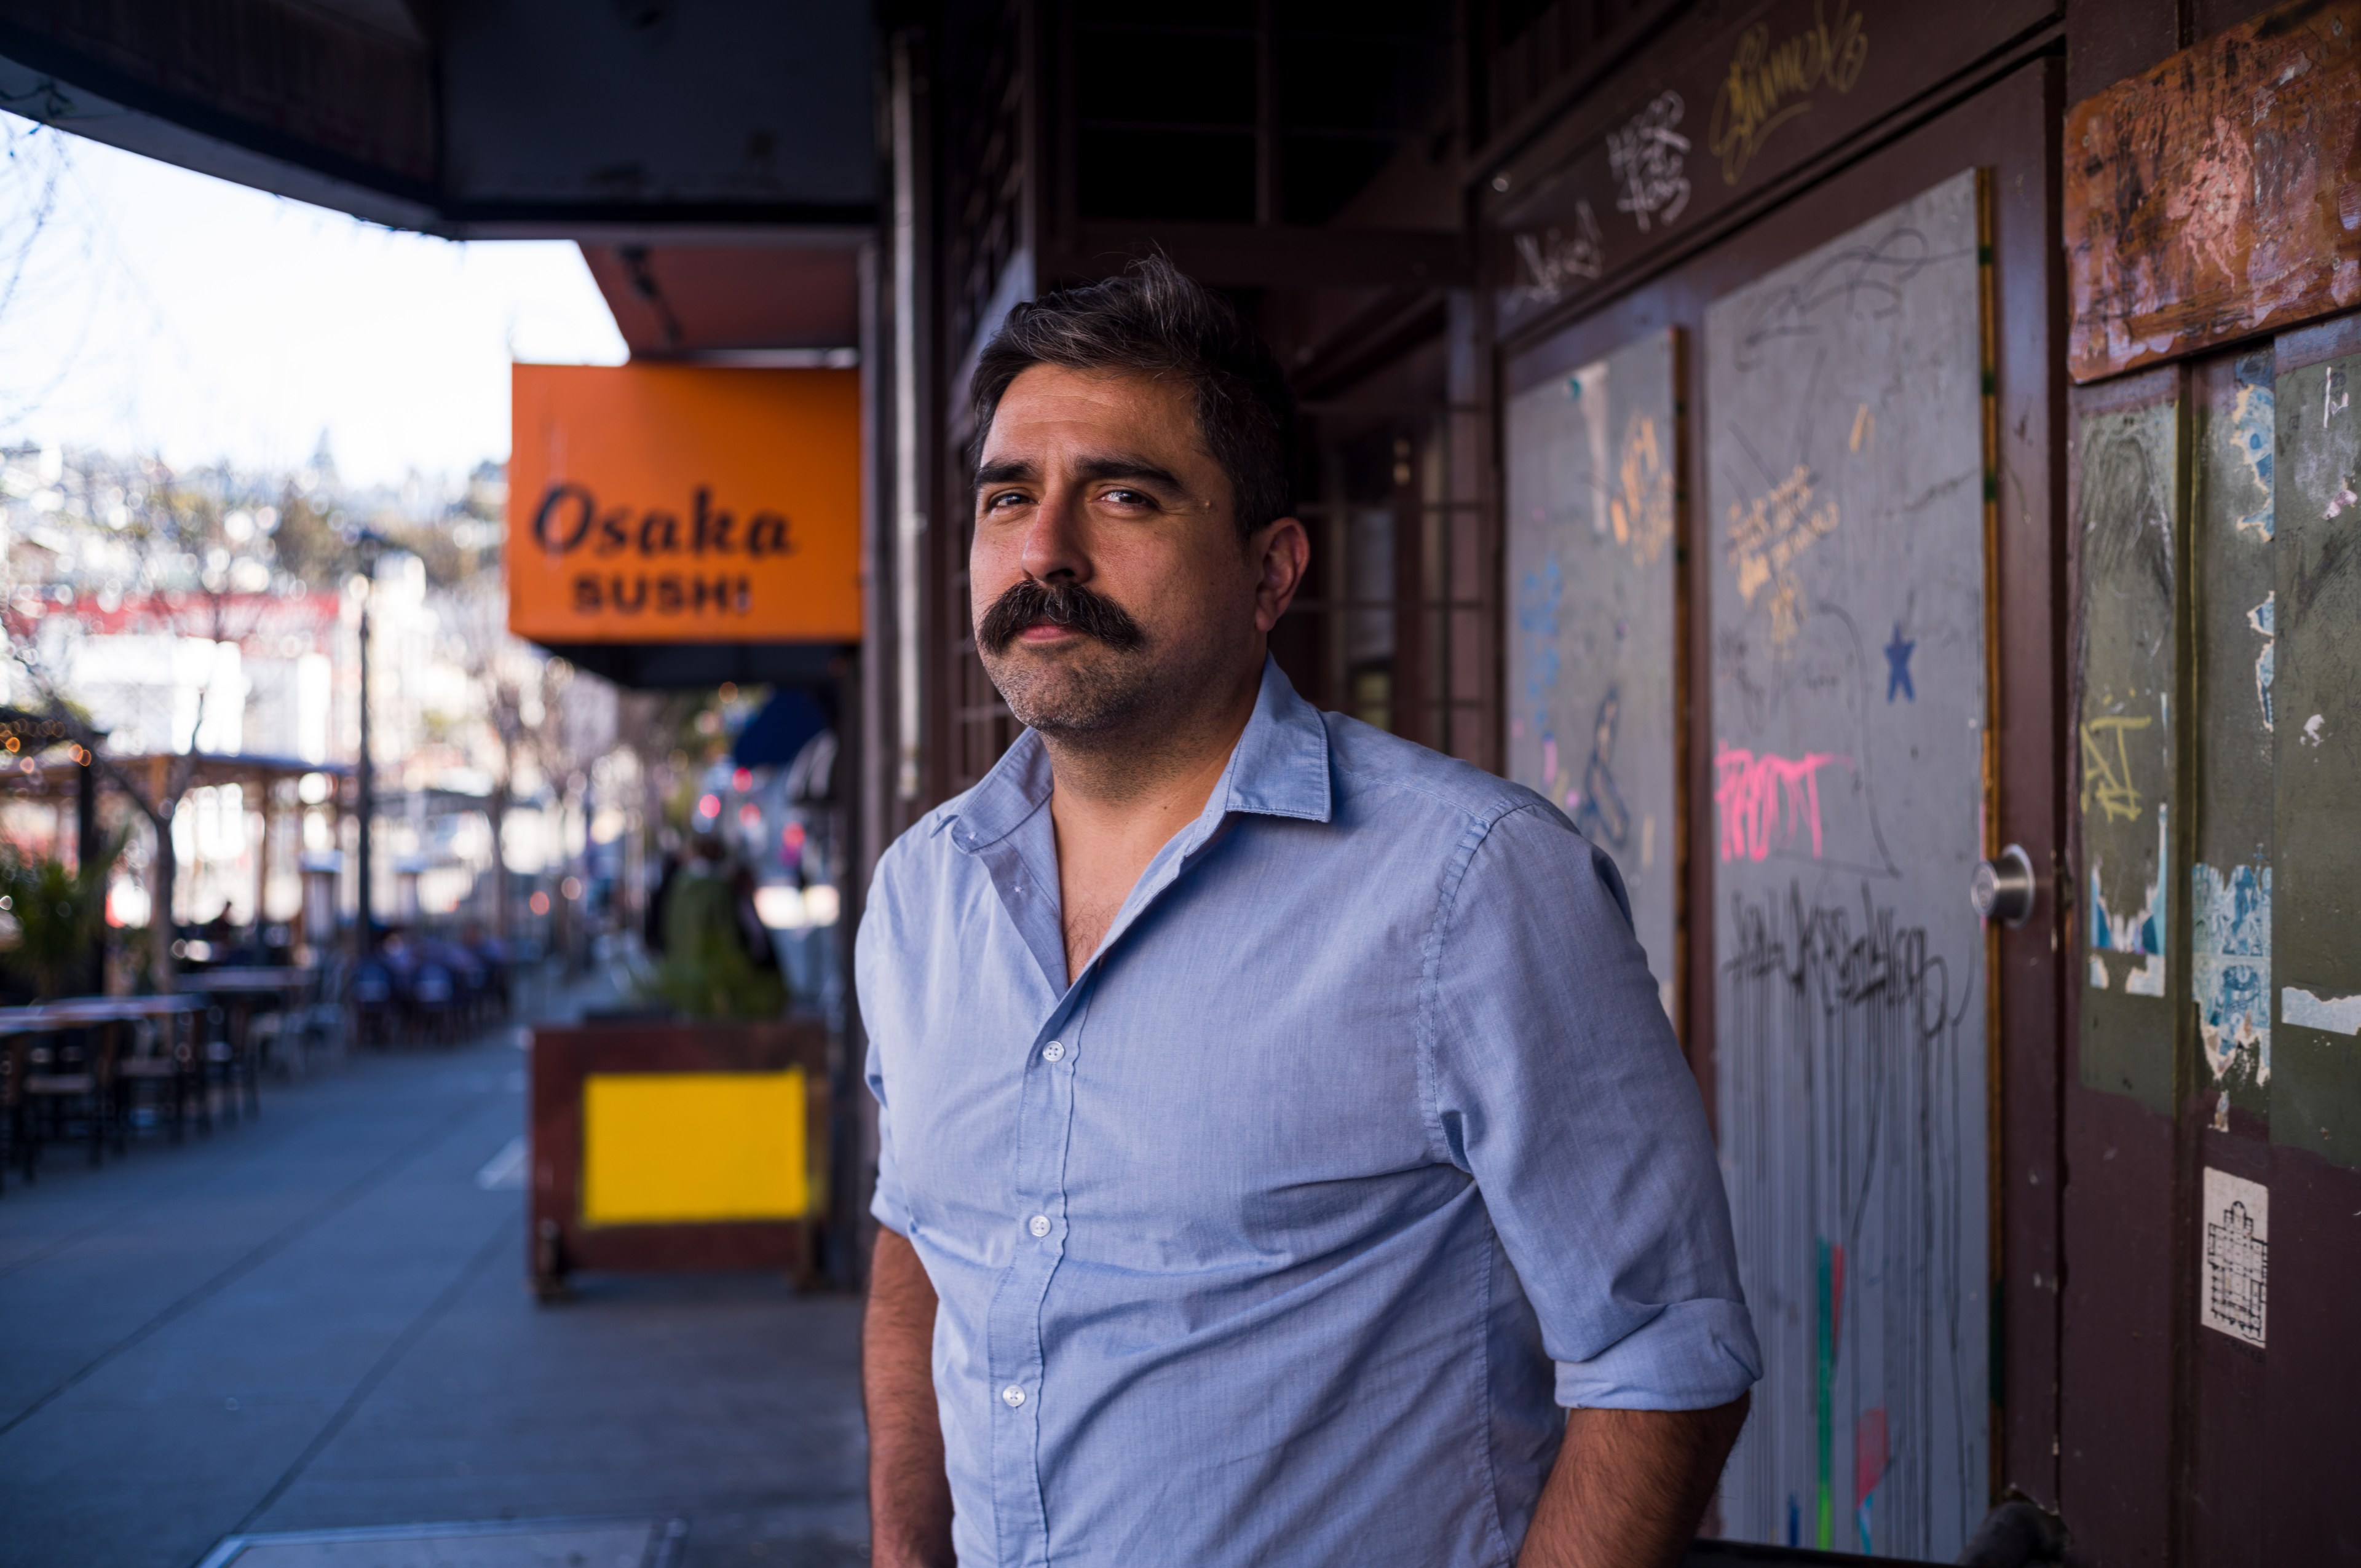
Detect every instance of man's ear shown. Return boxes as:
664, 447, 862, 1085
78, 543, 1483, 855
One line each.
1251, 516, 1311, 634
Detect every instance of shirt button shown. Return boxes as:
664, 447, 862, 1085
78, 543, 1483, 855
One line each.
1028, 1214, 1050, 1237
1042, 1040, 1065, 1062
1001, 1384, 1026, 1408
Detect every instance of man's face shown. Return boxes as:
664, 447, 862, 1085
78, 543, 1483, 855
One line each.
970, 364, 1303, 737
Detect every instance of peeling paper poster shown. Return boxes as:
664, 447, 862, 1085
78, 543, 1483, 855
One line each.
2200, 1167, 2268, 1349
2089, 808, 2167, 995
2282, 987, 2361, 1037
2193, 863, 2271, 1085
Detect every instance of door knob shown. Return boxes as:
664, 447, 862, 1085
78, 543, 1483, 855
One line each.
1971, 844, 2036, 928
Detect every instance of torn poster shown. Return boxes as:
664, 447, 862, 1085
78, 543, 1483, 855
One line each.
2089, 806, 2167, 996
2282, 987, 2361, 1037
2193, 862, 2271, 1085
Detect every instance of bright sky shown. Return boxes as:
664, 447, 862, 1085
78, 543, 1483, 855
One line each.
0, 111, 627, 490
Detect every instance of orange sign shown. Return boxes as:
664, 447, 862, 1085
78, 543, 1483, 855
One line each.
508, 364, 862, 644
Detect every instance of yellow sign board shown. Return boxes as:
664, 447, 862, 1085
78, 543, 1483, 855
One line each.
580, 1068, 809, 1225
508, 363, 862, 645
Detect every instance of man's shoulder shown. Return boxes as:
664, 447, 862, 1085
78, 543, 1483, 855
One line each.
1320, 711, 1565, 838
874, 791, 977, 880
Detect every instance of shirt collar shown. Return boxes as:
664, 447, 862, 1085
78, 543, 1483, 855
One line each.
941, 655, 1333, 855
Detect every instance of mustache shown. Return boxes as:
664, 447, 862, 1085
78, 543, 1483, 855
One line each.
977, 578, 1146, 654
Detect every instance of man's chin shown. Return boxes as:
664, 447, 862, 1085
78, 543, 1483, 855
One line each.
983, 647, 1156, 735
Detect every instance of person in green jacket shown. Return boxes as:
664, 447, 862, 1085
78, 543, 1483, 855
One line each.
650, 834, 786, 1021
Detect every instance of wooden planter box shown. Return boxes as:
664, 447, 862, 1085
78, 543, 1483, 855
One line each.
528, 1021, 830, 1299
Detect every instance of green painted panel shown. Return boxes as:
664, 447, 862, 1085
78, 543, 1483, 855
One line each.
2076, 400, 2178, 1112
2271, 353, 2361, 1167
2192, 353, 2275, 1124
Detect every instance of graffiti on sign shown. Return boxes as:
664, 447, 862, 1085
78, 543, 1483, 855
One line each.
1707, 0, 1870, 185
1607, 92, 1692, 230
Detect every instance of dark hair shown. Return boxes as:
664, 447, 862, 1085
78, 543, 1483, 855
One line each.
970, 254, 1297, 538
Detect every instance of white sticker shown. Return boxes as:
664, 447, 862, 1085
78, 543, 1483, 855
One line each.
2201, 1167, 2268, 1348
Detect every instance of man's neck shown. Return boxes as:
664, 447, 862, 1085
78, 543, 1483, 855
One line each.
1040, 656, 1262, 830
1039, 655, 1263, 979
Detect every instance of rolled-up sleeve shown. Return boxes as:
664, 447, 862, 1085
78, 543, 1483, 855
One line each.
1426, 802, 1760, 1411
856, 861, 917, 1239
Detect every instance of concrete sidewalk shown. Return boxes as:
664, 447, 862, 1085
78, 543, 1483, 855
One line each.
0, 1027, 866, 1568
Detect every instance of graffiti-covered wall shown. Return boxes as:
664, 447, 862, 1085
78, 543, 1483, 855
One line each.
1707, 170, 1991, 1560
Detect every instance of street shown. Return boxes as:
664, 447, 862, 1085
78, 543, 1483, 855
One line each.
0, 1026, 866, 1568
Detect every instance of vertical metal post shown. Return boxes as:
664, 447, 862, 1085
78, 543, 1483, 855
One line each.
77, 748, 102, 992
354, 587, 374, 958
892, 33, 927, 807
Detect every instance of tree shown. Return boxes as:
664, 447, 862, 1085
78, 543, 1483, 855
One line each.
1, 456, 292, 989
437, 572, 573, 940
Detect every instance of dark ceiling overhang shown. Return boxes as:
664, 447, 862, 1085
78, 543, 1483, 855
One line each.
580, 237, 864, 359
0, 0, 877, 238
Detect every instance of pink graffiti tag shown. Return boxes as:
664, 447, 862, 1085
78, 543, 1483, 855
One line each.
1714, 743, 1843, 862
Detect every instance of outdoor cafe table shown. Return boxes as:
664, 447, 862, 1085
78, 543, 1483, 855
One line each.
181, 967, 308, 1114
0, 996, 204, 1184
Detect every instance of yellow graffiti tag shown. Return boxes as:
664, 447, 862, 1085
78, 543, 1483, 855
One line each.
2079, 714, 2154, 822
1707, 0, 1870, 186
1726, 463, 1839, 645
1610, 412, 1674, 568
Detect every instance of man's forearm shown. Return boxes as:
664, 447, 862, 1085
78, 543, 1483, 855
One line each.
1516, 1395, 1750, 1568
865, 1227, 955, 1568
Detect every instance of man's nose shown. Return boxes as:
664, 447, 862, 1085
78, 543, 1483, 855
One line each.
1020, 482, 1092, 585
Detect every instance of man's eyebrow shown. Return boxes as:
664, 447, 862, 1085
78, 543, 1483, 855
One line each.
971, 453, 1188, 494
973, 459, 1037, 490
1072, 454, 1185, 490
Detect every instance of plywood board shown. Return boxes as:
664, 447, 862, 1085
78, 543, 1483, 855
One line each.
2064, 1, 2361, 384
1705, 168, 1989, 1559
2271, 350, 2361, 1166
1505, 328, 1681, 1016
2074, 395, 2180, 1112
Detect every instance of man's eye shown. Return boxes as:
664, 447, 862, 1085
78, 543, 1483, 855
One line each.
985, 490, 1030, 513
1100, 487, 1150, 506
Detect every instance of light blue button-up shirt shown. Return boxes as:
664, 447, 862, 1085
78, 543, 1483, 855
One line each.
860, 660, 1757, 1567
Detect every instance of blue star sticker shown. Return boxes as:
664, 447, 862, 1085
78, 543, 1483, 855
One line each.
1884, 621, 1916, 703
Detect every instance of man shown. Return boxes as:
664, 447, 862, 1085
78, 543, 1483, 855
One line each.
858, 257, 1757, 1568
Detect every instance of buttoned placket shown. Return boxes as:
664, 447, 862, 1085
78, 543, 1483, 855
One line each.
959, 773, 1246, 1568
967, 822, 1090, 1568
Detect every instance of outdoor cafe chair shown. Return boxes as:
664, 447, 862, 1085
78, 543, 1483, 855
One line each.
349, 959, 399, 1050
113, 1009, 199, 1143
6, 1012, 109, 1180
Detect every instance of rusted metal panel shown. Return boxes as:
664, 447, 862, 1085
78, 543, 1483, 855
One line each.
1481, 0, 2056, 342
2269, 347, 2361, 1165
2072, 390, 2181, 1112
2062, 0, 2361, 384
1505, 328, 1685, 1022
1706, 170, 1991, 1558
